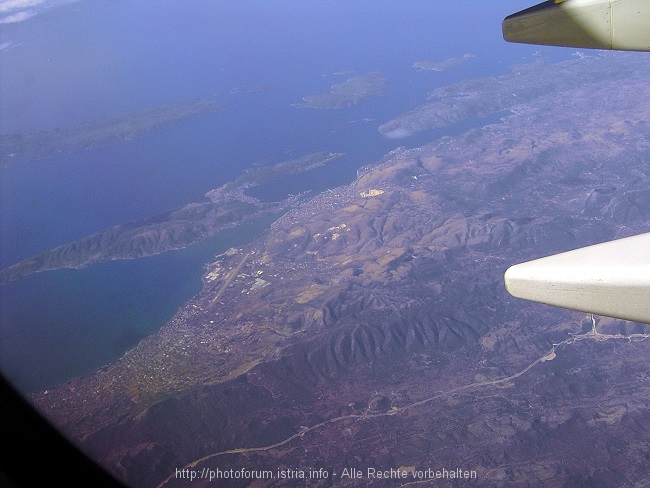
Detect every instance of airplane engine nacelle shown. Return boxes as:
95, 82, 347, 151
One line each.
503, 0, 650, 52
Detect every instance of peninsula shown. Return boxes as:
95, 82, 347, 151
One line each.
380, 53, 645, 139
0, 151, 343, 285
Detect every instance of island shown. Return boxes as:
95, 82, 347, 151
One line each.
413, 53, 475, 72
205, 150, 344, 200
0, 151, 343, 285
294, 71, 387, 109
31, 53, 650, 488
0, 98, 222, 163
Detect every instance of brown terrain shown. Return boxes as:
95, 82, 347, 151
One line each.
31, 53, 650, 487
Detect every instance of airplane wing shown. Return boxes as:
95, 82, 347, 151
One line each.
505, 234, 650, 324
503, 0, 650, 324
503, 0, 650, 51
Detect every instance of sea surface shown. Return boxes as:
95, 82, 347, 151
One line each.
0, 0, 570, 392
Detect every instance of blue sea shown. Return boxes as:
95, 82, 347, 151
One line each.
0, 0, 568, 393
